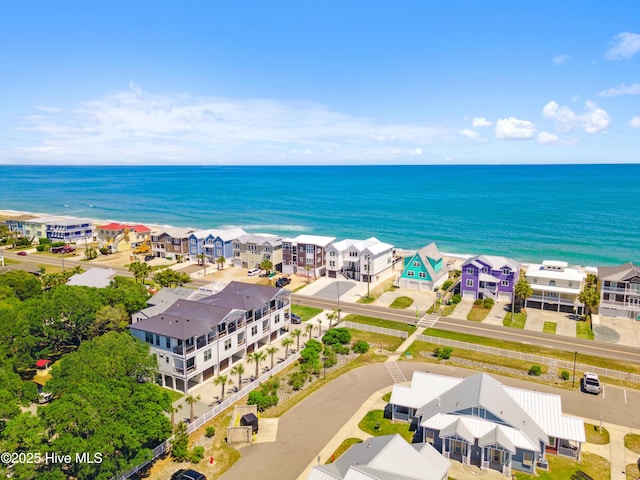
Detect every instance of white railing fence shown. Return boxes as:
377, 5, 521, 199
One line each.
340, 321, 408, 339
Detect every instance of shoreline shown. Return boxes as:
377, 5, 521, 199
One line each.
0, 209, 605, 272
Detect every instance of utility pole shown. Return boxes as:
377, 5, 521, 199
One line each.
366, 254, 371, 298
572, 351, 577, 388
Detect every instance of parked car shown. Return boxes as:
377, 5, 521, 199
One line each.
275, 277, 291, 288
171, 469, 206, 480
582, 372, 601, 394
290, 313, 302, 324
258, 271, 270, 277
144, 255, 154, 261
247, 268, 260, 276
17, 251, 28, 256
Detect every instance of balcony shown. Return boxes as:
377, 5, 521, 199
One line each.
172, 344, 195, 355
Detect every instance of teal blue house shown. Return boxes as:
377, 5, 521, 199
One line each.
398, 242, 448, 291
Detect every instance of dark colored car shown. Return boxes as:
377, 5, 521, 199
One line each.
171, 469, 207, 480
258, 271, 270, 277
290, 313, 302, 324
144, 255, 154, 261
275, 277, 291, 288
17, 251, 28, 256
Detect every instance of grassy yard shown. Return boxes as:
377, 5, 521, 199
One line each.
543, 321, 557, 334
325, 438, 363, 463
514, 453, 609, 480
503, 311, 527, 328
159, 386, 185, 403
576, 320, 595, 340
342, 314, 417, 334
389, 296, 414, 309
358, 410, 414, 442
624, 433, 640, 453
467, 305, 490, 322
382, 391, 391, 402
585, 423, 609, 444
291, 304, 323, 321
347, 329, 406, 353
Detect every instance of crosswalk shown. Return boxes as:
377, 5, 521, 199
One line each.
385, 361, 406, 383
417, 313, 440, 329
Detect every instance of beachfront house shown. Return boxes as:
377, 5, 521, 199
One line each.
524, 260, 585, 314
129, 281, 291, 393
3, 214, 38, 238
23, 215, 95, 244
597, 262, 640, 320
188, 227, 247, 264
151, 227, 195, 260
325, 237, 394, 283
389, 371, 585, 476
397, 242, 448, 291
232, 233, 283, 272
131, 286, 195, 323
307, 434, 450, 480
461, 255, 520, 302
96, 222, 151, 254
282, 234, 336, 278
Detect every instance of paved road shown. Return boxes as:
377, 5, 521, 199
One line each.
293, 294, 640, 364
218, 360, 640, 480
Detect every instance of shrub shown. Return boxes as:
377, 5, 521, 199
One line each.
473, 299, 483, 306
323, 346, 337, 367
528, 365, 542, 376
433, 347, 452, 360
38, 237, 51, 244
482, 297, 494, 309
450, 294, 462, 304
353, 340, 370, 354
36, 245, 47, 252
100, 247, 109, 255
205, 426, 216, 438
561, 370, 571, 381
188, 445, 205, 463
322, 328, 352, 346
247, 389, 279, 411
289, 371, 308, 391
442, 279, 454, 291
334, 344, 351, 355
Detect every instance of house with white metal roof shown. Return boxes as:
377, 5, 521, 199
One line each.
307, 434, 449, 480
397, 242, 448, 291
282, 234, 336, 278
66, 268, 116, 288
461, 255, 521, 302
326, 237, 394, 284
389, 371, 585, 476
232, 233, 283, 272
524, 260, 586, 314
597, 262, 640, 320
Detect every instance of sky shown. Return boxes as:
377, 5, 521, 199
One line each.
0, 1, 639, 165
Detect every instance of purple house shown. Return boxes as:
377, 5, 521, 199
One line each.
461, 255, 521, 302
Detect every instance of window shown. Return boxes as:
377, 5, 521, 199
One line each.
418, 272, 426, 278
165, 356, 169, 363
204, 349, 211, 361
145, 332, 153, 344
306, 245, 314, 254
609, 293, 616, 301
549, 280, 556, 286
482, 267, 488, 273
466, 279, 473, 287
425, 430, 435, 443
166, 337, 171, 348
413, 261, 420, 267
306, 257, 314, 265
275, 314, 280, 324
522, 451, 533, 467
407, 271, 415, 277
155, 334, 160, 346
501, 280, 509, 286
224, 339, 232, 351
466, 267, 474, 274
251, 325, 258, 335
329, 251, 336, 256
568, 281, 573, 287
329, 260, 335, 267
502, 268, 510, 275
216, 240, 222, 247
190, 238, 196, 244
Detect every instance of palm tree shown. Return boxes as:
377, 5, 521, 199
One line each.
216, 255, 226, 270
304, 265, 312, 283
168, 403, 182, 426
266, 346, 279, 369
184, 394, 201, 422
260, 259, 273, 274
231, 363, 245, 388
196, 253, 207, 275
248, 351, 267, 379
213, 375, 231, 402
291, 329, 302, 351
326, 310, 338, 328
305, 323, 313, 340
317, 318, 323, 338
514, 278, 533, 311
282, 337, 294, 357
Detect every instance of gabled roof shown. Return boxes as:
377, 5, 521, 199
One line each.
597, 262, 640, 282
66, 268, 116, 288
98, 222, 150, 233
463, 255, 520, 272
401, 242, 446, 283
233, 233, 282, 246
331, 237, 393, 256
153, 227, 195, 238
308, 434, 449, 480
192, 227, 248, 241
200, 281, 284, 311
416, 242, 441, 262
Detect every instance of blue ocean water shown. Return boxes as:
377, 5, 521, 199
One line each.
0, 164, 638, 266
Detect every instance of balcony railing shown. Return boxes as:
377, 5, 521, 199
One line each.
172, 344, 195, 355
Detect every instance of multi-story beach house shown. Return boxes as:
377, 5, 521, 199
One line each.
397, 242, 448, 291
96, 222, 151, 253
129, 281, 291, 393
389, 371, 585, 476
3, 214, 37, 237
325, 237, 394, 283
151, 227, 195, 260
597, 262, 640, 320
282, 234, 336, 278
188, 228, 247, 264
461, 255, 521, 302
524, 260, 585, 314
22, 215, 95, 244
232, 233, 283, 271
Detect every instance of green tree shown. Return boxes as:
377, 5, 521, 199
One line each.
184, 394, 200, 422
514, 278, 533, 310
128, 260, 151, 284
231, 363, 245, 389
216, 255, 226, 270
84, 246, 98, 260
260, 259, 273, 273
153, 269, 192, 288
305, 323, 314, 339
168, 403, 182, 426
0, 270, 42, 300
266, 345, 279, 369
212, 375, 231, 402
89, 304, 129, 337
247, 351, 267, 379
291, 329, 302, 351
0, 224, 10, 239
282, 337, 294, 358
171, 421, 190, 462
578, 274, 600, 322
304, 264, 312, 283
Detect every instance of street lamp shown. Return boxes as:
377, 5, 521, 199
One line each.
322, 356, 327, 380
572, 351, 577, 388
337, 281, 341, 322
365, 254, 371, 299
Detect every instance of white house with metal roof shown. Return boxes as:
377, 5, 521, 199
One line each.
389, 372, 585, 476
597, 262, 640, 320
325, 237, 394, 283
307, 434, 449, 480
524, 260, 586, 314
66, 267, 116, 288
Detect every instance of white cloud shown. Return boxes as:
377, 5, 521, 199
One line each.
630, 116, 640, 129
552, 54, 570, 65
542, 100, 611, 134
605, 32, 640, 60
495, 117, 536, 139
598, 83, 640, 97
34, 105, 62, 113
536, 131, 578, 146
460, 129, 485, 142
471, 117, 492, 128
12, 85, 451, 164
